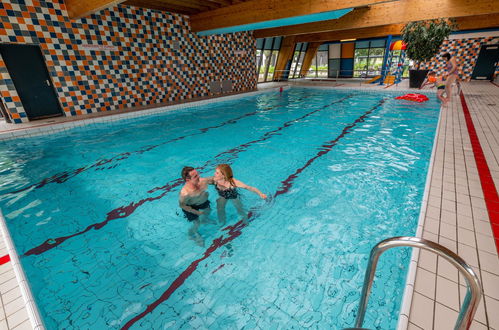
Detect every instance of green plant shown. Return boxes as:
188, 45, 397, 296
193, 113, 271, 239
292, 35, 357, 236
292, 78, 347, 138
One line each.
402, 18, 456, 69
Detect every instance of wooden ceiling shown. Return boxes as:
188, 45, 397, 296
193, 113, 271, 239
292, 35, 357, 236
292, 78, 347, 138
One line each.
64, 0, 499, 42
123, 0, 250, 16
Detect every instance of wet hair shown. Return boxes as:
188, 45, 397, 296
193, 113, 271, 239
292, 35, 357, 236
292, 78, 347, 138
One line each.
217, 164, 236, 187
428, 71, 436, 76
181, 166, 195, 181
442, 53, 451, 60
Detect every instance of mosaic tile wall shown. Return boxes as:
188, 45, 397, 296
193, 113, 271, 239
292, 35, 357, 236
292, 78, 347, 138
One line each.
420, 36, 499, 81
0, 1, 257, 123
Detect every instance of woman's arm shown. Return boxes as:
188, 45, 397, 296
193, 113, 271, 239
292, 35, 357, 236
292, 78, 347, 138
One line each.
234, 179, 267, 199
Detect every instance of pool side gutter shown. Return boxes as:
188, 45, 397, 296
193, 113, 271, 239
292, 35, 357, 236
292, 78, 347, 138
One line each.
396, 103, 443, 329
0, 210, 45, 330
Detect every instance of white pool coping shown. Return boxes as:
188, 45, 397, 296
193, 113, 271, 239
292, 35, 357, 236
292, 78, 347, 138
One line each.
396, 99, 443, 330
0, 210, 44, 330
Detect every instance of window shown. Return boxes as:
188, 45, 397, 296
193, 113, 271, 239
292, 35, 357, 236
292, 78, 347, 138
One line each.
255, 37, 282, 83
289, 43, 308, 79
307, 44, 328, 78
353, 40, 386, 78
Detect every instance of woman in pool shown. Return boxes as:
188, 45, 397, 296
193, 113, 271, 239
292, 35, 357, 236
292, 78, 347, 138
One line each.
214, 164, 267, 226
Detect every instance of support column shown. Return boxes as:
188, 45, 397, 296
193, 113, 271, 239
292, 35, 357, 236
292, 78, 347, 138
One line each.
273, 36, 296, 81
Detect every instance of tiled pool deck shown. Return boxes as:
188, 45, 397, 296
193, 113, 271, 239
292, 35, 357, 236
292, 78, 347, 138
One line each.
0, 80, 497, 329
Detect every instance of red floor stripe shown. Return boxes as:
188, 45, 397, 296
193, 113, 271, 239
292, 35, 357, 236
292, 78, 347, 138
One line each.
0, 254, 10, 265
459, 91, 499, 255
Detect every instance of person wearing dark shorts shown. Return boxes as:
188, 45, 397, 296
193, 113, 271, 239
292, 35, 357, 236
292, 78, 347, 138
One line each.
179, 166, 214, 246
182, 200, 211, 221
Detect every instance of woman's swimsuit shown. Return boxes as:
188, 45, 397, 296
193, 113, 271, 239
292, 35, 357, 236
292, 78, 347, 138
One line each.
446, 61, 458, 76
215, 184, 239, 200
437, 83, 446, 90
182, 200, 210, 221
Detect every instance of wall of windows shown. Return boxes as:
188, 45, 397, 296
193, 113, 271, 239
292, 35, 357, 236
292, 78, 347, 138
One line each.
306, 44, 328, 78
256, 37, 282, 82
289, 42, 308, 79
353, 39, 386, 78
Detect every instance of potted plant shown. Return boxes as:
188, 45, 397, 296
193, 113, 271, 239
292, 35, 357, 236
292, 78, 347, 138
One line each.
402, 18, 456, 88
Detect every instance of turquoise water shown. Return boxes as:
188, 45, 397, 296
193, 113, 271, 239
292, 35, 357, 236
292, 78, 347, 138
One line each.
0, 88, 440, 329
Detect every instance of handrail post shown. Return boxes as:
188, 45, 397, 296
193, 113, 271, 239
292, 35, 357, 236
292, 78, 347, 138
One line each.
354, 237, 482, 330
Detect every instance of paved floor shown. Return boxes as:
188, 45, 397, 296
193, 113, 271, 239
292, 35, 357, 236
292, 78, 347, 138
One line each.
0, 80, 497, 329
407, 81, 499, 330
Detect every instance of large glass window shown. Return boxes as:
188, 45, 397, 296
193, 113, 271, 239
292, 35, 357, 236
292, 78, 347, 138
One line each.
256, 37, 281, 82
289, 43, 308, 79
353, 39, 386, 78
306, 44, 328, 78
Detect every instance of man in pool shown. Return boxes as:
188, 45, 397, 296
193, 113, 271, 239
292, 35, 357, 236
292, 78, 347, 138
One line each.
179, 166, 214, 247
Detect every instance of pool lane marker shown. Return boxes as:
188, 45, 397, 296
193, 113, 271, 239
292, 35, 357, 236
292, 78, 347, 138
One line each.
459, 91, 499, 254
121, 98, 387, 330
5, 95, 296, 195
24, 94, 354, 256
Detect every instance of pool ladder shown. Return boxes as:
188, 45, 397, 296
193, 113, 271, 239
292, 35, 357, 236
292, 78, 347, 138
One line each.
345, 236, 482, 330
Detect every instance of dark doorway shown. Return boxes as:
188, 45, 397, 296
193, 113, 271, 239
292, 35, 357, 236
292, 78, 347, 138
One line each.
0, 43, 63, 120
471, 44, 499, 81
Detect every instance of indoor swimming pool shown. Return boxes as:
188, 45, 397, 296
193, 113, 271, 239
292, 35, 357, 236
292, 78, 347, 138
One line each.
0, 87, 440, 329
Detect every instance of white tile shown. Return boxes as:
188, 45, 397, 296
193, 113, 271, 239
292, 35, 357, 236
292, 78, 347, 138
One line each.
1, 286, 23, 305
6, 307, 29, 329
439, 236, 458, 253
457, 227, 477, 247
415, 266, 436, 299
478, 249, 499, 275
473, 220, 493, 237
12, 319, 35, 330
4, 296, 25, 317
434, 302, 459, 330
485, 295, 499, 329
0, 278, 19, 294
476, 233, 497, 254
407, 321, 423, 329
481, 270, 499, 301
440, 222, 457, 240
424, 217, 440, 235
409, 292, 434, 330
418, 249, 437, 273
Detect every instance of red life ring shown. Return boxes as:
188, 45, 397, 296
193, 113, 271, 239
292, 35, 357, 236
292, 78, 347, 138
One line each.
395, 93, 429, 102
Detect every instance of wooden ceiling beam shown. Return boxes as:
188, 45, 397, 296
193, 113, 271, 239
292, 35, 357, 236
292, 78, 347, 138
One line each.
124, 0, 203, 15
294, 14, 499, 43
254, 0, 499, 38
189, 0, 395, 32
295, 24, 404, 43
64, 0, 126, 19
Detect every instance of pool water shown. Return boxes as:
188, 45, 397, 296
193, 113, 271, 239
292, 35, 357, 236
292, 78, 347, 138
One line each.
0, 88, 440, 329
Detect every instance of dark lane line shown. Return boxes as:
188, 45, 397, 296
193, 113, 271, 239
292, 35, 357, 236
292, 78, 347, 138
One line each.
24, 95, 354, 256
121, 98, 386, 329
5, 95, 295, 195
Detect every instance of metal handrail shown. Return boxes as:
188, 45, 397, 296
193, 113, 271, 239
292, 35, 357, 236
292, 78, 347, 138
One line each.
354, 236, 482, 330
